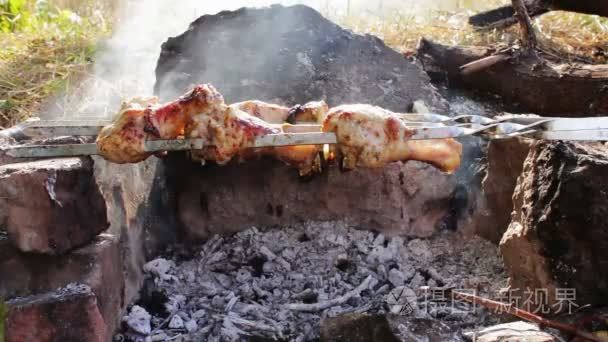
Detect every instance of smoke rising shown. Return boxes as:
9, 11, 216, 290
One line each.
46, 0, 481, 119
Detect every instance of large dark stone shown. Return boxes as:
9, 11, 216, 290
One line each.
175, 157, 460, 240
155, 5, 468, 239
464, 138, 532, 243
501, 141, 608, 309
154, 5, 447, 112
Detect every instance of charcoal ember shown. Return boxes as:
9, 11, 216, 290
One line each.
0, 234, 124, 337
5, 284, 107, 342
388, 269, 408, 287
501, 141, 608, 309
320, 313, 399, 342
168, 314, 185, 329
127, 222, 505, 340
123, 305, 152, 335
0, 157, 108, 254
143, 258, 176, 281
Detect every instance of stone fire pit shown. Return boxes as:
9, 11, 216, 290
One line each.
1, 4, 606, 342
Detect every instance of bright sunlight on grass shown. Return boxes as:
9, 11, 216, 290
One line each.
0, 0, 113, 128
0, 0, 607, 128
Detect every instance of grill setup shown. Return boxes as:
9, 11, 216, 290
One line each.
4, 113, 608, 159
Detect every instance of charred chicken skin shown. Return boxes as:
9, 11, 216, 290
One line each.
321, 104, 462, 173
97, 84, 462, 174
232, 100, 329, 124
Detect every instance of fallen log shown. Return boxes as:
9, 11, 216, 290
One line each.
416, 38, 608, 116
470, 0, 608, 29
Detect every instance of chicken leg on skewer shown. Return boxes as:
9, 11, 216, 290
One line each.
97, 84, 323, 175
232, 100, 329, 124
321, 104, 462, 173
96, 84, 223, 164
97, 84, 463, 175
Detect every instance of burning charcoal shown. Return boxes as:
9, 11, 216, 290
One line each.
213, 272, 232, 288
150, 332, 169, 341
275, 256, 292, 271
123, 305, 152, 335
168, 315, 184, 329
185, 319, 198, 333
281, 248, 296, 261
192, 309, 206, 319
143, 258, 175, 281
198, 281, 219, 296
409, 272, 425, 289
165, 295, 186, 314
373, 234, 386, 247
262, 261, 276, 273
211, 295, 225, 309
225, 293, 239, 312
259, 246, 277, 260
374, 284, 391, 296
128, 222, 505, 340
401, 264, 416, 282
407, 239, 433, 261
235, 269, 251, 283
185, 271, 196, 283
388, 269, 407, 287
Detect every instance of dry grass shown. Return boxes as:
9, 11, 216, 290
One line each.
1, 0, 607, 128
333, 5, 608, 62
0, 0, 112, 128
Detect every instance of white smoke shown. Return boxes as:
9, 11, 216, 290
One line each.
47, 0, 486, 119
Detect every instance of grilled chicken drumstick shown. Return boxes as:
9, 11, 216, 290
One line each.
97, 84, 462, 174
97, 85, 323, 175
322, 104, 462, 173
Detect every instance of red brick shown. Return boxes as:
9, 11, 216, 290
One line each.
6, 284, 107, 342
0, 234, 124, 337
0, 157, 108, 254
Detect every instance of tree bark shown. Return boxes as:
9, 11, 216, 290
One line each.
470, 0, 608, 28
416, 38, 608, 116
511, 0, 538, 52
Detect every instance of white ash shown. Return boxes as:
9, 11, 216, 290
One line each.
123, 305, 152, 335
123, 221, 506, 341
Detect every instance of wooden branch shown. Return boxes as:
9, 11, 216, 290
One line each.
416, 38, 608, 116
459, 53, 511, 76
469, 0, 608, 28
284, 275, 373, 312
450, 290, 603, 342
511, 0, 538, 52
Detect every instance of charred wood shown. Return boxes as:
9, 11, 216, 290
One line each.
416, 38, 608, 116
470, 0, 608, 29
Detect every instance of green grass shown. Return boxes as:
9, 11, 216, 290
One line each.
0, 0, 606, 128
0, 0, 111, 128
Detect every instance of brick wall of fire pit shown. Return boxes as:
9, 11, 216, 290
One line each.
0, 154, 173, 340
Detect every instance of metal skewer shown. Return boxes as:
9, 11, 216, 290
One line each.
4, 114, 608, 159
